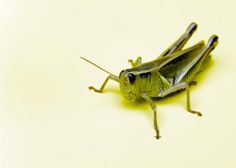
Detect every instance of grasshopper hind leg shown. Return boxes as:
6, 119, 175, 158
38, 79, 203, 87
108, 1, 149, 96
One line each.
159, 22, 198, 57
184, 35, 219, 116
128, 56, 142, 67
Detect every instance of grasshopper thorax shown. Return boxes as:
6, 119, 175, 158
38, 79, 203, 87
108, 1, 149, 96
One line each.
119, 69, 141, 101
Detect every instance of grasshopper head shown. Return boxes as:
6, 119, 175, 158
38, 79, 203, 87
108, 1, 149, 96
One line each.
119, 70, 140, 101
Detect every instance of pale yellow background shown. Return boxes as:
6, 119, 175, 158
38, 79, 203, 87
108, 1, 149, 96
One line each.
0, 0, 235, 167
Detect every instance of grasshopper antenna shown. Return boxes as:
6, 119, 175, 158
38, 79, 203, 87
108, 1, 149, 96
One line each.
80, 57, 119, 79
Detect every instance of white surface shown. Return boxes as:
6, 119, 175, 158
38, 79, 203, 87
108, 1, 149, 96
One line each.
0, 0, 236, 167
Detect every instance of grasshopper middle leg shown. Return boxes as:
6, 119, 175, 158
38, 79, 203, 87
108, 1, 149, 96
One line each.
89, 75, 119, 93
158, 82, 202, 116
186, 83, 202, 116
128, 56, 142, 67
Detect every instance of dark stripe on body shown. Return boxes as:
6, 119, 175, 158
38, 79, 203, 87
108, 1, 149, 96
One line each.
139, 72, 152, 85
140, 72, 151, 78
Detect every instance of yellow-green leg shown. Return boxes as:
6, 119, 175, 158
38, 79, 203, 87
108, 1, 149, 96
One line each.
158, 82, 202, 116
89, 75, 119, 93
142, 93, 160, 139
186, 83, 202, 116
128, 56, 142, 67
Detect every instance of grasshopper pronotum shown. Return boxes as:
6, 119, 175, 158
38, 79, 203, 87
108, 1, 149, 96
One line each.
81, 22, 219, 139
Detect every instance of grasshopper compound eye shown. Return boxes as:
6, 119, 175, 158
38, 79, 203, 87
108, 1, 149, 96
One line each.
128, 73, 136, 84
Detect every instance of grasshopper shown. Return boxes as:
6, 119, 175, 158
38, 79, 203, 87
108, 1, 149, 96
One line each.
81, 22, 219, 139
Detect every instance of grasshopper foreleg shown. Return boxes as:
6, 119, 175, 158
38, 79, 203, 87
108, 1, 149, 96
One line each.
142, 93, 160, 139
89, 75, 119, 93
128, 56, 142, 67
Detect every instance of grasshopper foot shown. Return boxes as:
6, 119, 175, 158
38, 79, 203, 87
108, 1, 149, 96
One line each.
189, 81, 197, 86
188, 110, 202, 117
128, 59, 134, 64
88, 86, 102, 93
155, 135, 161, 139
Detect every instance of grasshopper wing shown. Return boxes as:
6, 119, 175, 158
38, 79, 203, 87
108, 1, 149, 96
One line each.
128, 41, 204, 77
158, 35, 218, 85
172, 35, 218, 84
158, 41, 206, 84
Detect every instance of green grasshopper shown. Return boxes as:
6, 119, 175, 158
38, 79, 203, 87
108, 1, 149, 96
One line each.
81, 22, 219, 139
